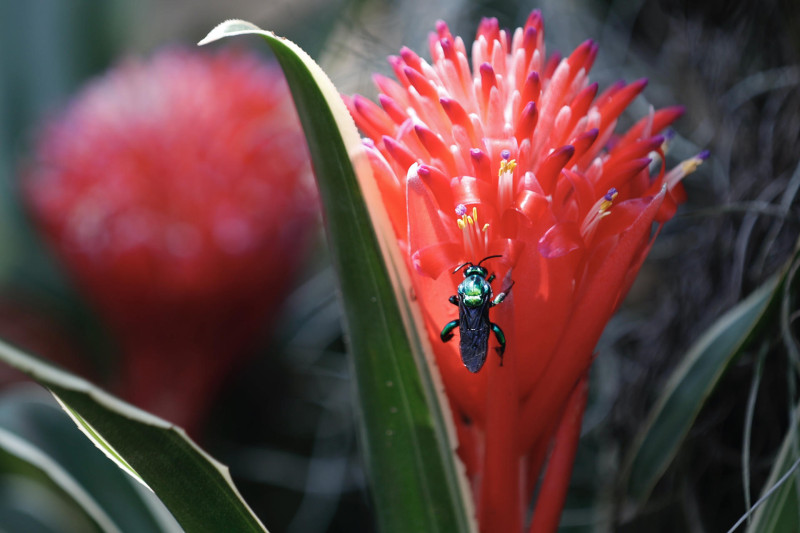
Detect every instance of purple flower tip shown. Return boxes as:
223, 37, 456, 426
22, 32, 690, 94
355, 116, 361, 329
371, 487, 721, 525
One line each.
501, 149, 511, 160
456, 204, 467, 216
604, 188, 618, 201
470, 148, 484, 158
663, 129, 676, 141
698, 149, 710, 161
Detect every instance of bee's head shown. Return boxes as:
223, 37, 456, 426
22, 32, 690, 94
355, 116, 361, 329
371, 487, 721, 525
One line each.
462, 265, 488, 279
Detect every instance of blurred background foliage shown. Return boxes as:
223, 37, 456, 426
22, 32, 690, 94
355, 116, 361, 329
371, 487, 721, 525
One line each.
0, 0, 798, 532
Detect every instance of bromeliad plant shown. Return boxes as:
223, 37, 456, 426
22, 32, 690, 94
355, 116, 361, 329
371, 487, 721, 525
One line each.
343, 11, 706, 532
23, 48, 316, 435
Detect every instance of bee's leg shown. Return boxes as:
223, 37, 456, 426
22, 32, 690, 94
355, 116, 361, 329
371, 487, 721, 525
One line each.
448, 295, 459, 306
491, 322, 506, 366
491, 280, 515, 306
487, 273, 496, 283
440, 320, 459, 342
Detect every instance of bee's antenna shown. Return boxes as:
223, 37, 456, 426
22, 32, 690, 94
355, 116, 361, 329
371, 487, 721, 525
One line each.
453, 261, 473, 274
477, 254, 503, 267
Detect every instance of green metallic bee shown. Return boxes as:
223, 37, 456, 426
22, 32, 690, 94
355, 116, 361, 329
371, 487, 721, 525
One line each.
439, 255, 514, 373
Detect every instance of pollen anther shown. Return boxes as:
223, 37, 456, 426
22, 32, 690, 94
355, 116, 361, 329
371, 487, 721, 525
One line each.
455, 205, 490, 259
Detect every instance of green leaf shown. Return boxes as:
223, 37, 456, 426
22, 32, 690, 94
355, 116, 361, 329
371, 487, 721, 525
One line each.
622, 241, 800, 504
0, 428, 108, 533
623, 274, 782, 502
743, 251, 800, 533
745, 405, 800, 533
0, 339, 267, 533
200, 20, 473, 533
0, 387, 179, 533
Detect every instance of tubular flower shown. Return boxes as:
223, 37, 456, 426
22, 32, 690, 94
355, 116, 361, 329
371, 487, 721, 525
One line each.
345, 11, 705, 532
25, 48, 316, 434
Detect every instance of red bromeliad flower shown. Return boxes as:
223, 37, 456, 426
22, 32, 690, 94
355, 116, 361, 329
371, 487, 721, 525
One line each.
25, 48, 316, 435
345, 11, 705, 532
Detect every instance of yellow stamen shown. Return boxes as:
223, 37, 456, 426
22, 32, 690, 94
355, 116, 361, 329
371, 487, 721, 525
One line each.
454, 205, 490, 259
681, 157, 703, 175
599, 189, 618, 214
500, 157, 517, 175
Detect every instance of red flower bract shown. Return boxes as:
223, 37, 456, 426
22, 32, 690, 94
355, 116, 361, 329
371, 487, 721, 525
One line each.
25, 47, 316, 435
346, 10, 704, 532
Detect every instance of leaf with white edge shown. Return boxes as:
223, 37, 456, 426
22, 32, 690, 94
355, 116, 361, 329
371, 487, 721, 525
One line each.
0, 387, 180, 533
0, 427, 118, 533
200, 20, 474, 533
0, 338, 267, 533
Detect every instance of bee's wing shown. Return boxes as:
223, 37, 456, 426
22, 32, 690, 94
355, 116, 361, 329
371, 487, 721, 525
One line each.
459, 300, 491, 373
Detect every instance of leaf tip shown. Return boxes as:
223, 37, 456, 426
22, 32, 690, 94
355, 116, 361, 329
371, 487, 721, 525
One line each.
198, 19, 268, 46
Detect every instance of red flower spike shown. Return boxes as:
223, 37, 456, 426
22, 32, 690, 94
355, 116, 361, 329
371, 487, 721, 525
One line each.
347, 11, 704, 532
25, 48, 317, 436
383, 135, 419, 173
542, 51, 562, 80
536, 145, 575, 196
598, 78, 648, 131
479, 62, 498, 114
565, 83, 599, 135
521, 26, 538, 68
617, 105, 685, 147
379, 94, 409, 125
514, 101, 539, 142
568, 128, 600, 164
415, 124, 457, 174
470, 148, 494, 182
373, 73, 410, 108
529, 374, 589, 533
351, 94, 396, 141
594, 157, 652, 196
400, 46, 424, 73
417, 164, 453, 204
404, 66, 439, 101
519, 71, 542, 111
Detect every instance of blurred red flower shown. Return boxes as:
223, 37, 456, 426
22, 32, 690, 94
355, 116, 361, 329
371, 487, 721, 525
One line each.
25, 47, 317, 435
346, 11, 705, 532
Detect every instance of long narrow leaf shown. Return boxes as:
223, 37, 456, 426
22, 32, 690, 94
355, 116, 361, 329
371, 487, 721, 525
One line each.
744, 251, 800, 532
0, 388, 179, 533
0, 427, 114, 532
200, 20, 473, 533
745, 404, 800, 532
0, 339, 267, 533
623, 275, 781, 501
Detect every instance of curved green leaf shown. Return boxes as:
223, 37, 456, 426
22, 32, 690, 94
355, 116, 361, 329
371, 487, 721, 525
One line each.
200, 20, 473, 533
0, 473, 99, 533
0, 339, 267, 533
744, 252, 800, 533
623, 243, 800, 504
740, 404, 800, 533
0, 428, 108, 533
623, 275, 781, 501
0, 387, 179, 533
